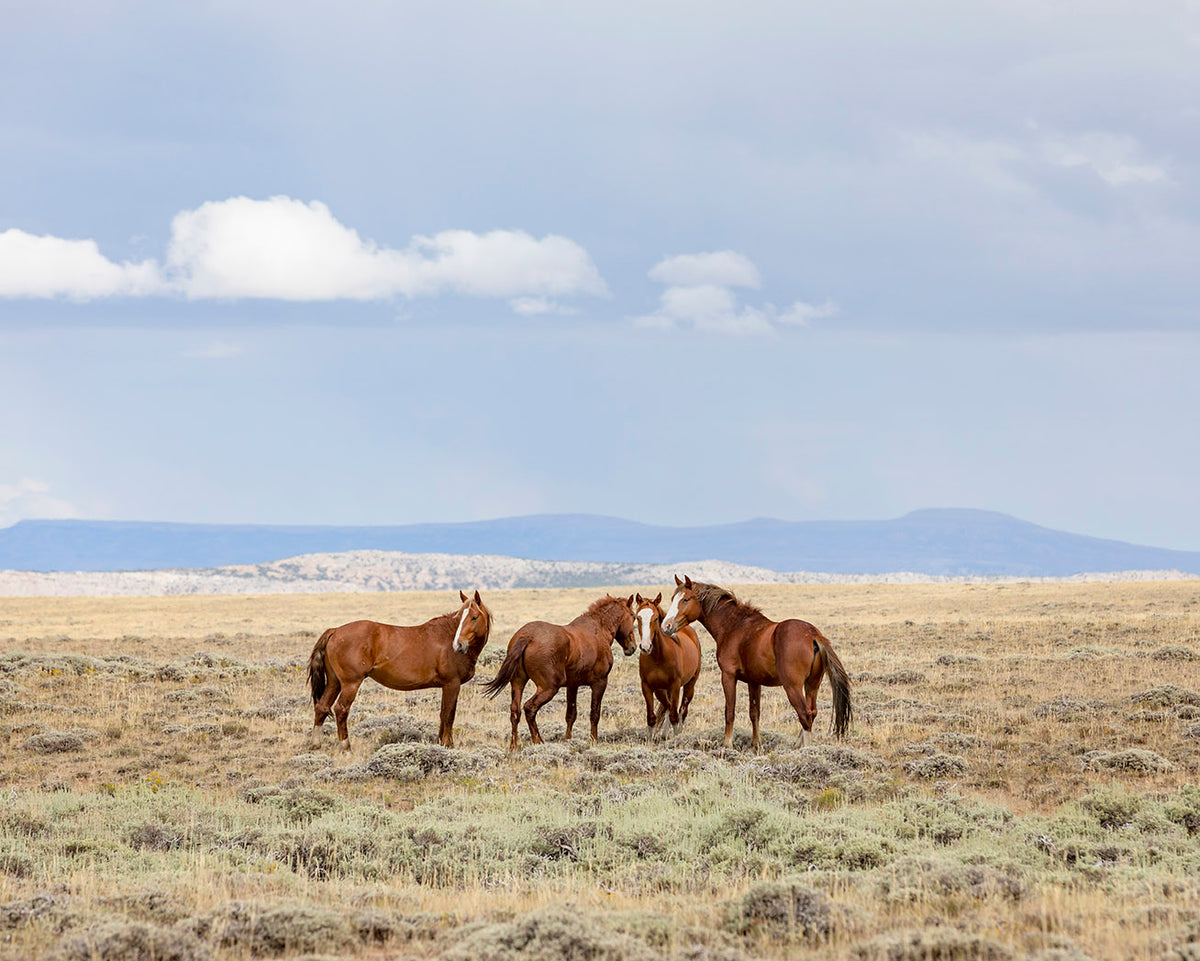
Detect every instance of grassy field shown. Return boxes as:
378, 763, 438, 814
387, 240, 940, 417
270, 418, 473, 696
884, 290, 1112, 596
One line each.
1, 581, 1199, 960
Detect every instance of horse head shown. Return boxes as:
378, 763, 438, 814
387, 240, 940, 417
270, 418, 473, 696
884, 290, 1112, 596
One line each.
452, 589, 490, 654
631, 592, 666, 654
662, 575, 701, 636
614, 594, 639, 656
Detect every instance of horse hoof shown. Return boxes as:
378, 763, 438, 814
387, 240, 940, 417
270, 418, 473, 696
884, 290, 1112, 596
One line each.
338, 740, 352, 753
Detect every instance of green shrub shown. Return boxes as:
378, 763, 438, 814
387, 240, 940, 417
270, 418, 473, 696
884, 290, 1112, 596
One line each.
727, 880, 831, 941
438, 905, 658, 961
56, 919, 210, 961
849, 928, 1012, 960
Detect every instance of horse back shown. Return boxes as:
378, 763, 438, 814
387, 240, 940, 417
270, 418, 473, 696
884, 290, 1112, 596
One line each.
330, 618, 451, 690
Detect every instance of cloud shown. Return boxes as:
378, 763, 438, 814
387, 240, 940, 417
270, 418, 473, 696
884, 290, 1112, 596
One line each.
181, 340, 244, 359
0, 478, 79, 528
0, 229, 164, 301
508, 296, 576, 315
648, 250, 761, 288
1040, 132, 1169, 187
778, 299, 837, 326
636, 253, 834, 335
0, 197, 607, 308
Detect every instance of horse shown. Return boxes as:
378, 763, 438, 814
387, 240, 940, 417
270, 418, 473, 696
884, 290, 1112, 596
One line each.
631, 592, 701, 738
307, 590, 491, 751
661, 576, 851, 750
482, 594, 638, 750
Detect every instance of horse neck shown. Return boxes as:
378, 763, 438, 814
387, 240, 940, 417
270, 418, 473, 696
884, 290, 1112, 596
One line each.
423, 611, 458, 638
698, 597, 753, 647
583, 600, 624, 640
647, 622, 676, 662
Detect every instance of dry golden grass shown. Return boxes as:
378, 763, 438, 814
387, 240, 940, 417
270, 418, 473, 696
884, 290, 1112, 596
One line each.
2, 581, 1199, 960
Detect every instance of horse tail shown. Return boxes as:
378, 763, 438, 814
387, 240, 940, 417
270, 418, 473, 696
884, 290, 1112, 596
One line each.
817, 633, 853, 738
308, 628, 335, 704
482, 633, 533, 699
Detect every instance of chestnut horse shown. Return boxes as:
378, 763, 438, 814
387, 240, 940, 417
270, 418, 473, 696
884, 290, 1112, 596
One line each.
661, 576, 851, 750
632, 592, 701, 738
482, 594, 637, 750
307, 590, 491, 751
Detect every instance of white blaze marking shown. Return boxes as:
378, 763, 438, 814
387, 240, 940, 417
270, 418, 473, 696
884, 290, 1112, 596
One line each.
453, 607, 470, 650
638, 608, 654, 653
664, 592, 683, 628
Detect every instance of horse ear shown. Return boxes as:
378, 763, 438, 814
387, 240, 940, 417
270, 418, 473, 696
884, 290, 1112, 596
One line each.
473, 589, 482, 605
459, 590, 468, 602
653, 592, 662, 605
674, 574, 683, 586
626, 594, 635, 608
635, 592, 643, 604
683, 575, 693, 589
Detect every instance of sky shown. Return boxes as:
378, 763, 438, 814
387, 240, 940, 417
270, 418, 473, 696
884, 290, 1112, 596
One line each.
1, 1, 1198, 550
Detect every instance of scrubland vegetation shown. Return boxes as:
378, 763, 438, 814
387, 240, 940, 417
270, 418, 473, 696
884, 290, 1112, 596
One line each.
1, 582, 1199, 960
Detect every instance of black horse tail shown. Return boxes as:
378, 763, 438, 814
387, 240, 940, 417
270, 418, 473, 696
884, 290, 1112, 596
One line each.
482, 633, 533, 698
308, 628, 335, 704
817, 634, 853, 738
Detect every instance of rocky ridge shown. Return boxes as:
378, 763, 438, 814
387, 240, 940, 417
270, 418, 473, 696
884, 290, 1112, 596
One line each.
0, 549, 1195, 596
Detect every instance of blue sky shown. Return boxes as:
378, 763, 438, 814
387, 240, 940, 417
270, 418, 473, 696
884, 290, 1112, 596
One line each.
1, 2, 1198, 550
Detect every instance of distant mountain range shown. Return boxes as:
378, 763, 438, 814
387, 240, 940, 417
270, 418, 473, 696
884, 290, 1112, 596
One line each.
1, 509, 1198, 577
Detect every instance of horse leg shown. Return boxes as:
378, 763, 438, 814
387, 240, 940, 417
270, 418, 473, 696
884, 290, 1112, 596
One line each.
804, 665, 824, 730
679, 675, 698, 730
438, 680, 460, 748
642, 681, 658, 732
783, 680, 816, 748
333, 677, 363, 752
721, 671, 738, 749
564, 685, 579, 740
588, 676, 609, 742
748, 682, 762, 753
667, 679, 683, 737
508, 679, 526, 752
523, 685, 558, 744
651, 689, 671, 738
312, 674, 341, 748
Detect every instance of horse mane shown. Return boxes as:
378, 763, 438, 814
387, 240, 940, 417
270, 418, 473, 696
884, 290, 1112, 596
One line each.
585, 595, 628, 632
691, 582, 765, 623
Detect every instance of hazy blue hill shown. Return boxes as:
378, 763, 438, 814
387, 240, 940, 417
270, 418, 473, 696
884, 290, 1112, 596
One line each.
1, 509, 1198, 576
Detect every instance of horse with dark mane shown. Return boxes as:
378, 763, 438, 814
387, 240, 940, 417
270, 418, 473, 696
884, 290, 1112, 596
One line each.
307, 590, 491, 751
661, 576, 851, 750
632, 592, 701, 737
483, 594, 637, 750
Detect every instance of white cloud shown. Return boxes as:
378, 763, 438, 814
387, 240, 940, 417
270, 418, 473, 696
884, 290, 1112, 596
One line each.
637, 252, 833, 335
508, 296, 576, 315
0, 478, 79, 528
0, 196, 607, 309
778, 299, 837, 326
1041, 132, 1169, 187
181, 340, 244, 359
0, 229, 164, 300
648, 250, 761, 288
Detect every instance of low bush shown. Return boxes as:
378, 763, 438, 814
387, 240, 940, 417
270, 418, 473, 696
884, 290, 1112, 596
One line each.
727, 880, 831, 941
1080, 750, 1170, 775
366, 743, 500, 780
185, 901, 355, 956
22, 731, 85, 753
437, 904, 658, 961
849, 928, 1012, 960
903, 753, 968, 780
55, 919, 210, 961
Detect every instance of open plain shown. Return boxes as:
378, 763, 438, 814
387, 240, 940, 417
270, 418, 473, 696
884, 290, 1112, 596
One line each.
1, 581, 1199, 960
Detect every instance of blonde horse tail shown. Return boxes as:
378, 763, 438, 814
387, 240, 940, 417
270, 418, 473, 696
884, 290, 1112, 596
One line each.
482, 633, 533, 699
308, 628, 335, 704
817, 634, 853, 738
